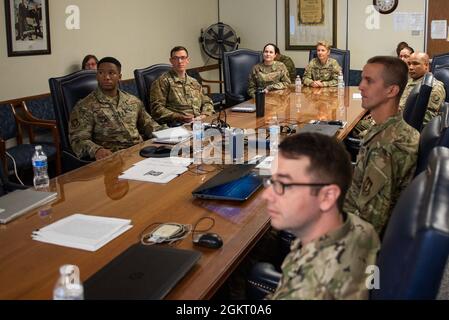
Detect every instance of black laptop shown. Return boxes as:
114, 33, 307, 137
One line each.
192, 164, 263, 201
84, 243, 201, 300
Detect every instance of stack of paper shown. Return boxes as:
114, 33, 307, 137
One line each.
32, 214, 132, 251
152, 126, 192, 144
119, 157, 193, 184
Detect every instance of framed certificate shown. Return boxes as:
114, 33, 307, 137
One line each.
285, 0, 337, 50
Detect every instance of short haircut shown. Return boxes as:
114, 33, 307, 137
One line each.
263, 43, 278, 54
81, 54, 98, 70
401, 46, 414, 55
170, 46, 189, 57
279, 132, 352, 212
396, 41, 409, 56
316, 40, 331, 51
97, 57, 122, 72
367, 56, 408, 99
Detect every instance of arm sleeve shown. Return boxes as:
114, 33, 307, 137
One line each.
200, 93, 215, 116
321, 62, 341, 87
68, 103, 102, 159
302, 62, 314, 86
247, 66, 257, 98
136, 101, 164, 139
266, 65, 291, 91
150, 77, 178, 123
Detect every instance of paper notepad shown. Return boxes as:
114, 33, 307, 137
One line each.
32, 214, 132, 251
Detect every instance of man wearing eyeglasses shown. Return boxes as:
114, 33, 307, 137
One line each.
150, 46, 214, 125
263, 133, 379, 300
69, 57, 163, 160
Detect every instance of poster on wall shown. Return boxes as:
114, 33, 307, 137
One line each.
4, 0, 51, 56
285, 0, 336, 50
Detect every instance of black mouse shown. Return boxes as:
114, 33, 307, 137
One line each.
193, 233, 223, 249
139, 146, 172, 158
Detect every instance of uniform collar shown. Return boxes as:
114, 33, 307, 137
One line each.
362, 113, 402, 145
169, 69, 193, 84
290, 211, 351, 252
94, 87, 124, 104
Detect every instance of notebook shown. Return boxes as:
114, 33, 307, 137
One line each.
0, 189, 57, 224
192, 164, 263, 201
84, 243, 201, 300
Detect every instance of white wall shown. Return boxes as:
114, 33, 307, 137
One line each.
0, 0, 218, 101
220, 0, 426, 71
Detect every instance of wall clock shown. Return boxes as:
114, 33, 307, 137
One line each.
373, 0, 399, 14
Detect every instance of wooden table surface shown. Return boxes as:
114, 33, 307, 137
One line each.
0, 86, 364, 299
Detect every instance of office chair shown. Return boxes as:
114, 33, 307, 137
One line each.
223, 49, 263, 107
48, 70, 98, 172
187, 69, 225, 110
431, 52, 449, 72
403, 73, 434, 132
433, 64, 449, 102
308, 48, 350, 86
371, 147, 449, 299
134, 64, 171, 113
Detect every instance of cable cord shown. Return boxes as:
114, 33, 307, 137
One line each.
5, 152, 24, 185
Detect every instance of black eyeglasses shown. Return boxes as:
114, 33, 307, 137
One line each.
263, 177, 331, 195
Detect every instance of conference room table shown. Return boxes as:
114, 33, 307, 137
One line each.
0, 86, 365, 300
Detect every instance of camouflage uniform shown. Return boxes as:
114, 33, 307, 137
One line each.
150, 69, 214, 124
247, 61, 291, 98
303, 58, 342, 87
276, 54, 297, 82
344, 114, 419, 235
399, 74, 446, 126
69, 88, 162, 159
268, 213, 380, 300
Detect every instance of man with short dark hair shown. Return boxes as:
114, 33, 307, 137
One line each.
264, 133, 379, 299
344, 56, 420, 236
399, 52, 446, 126
150, 46, 214, 125
69, 57, 163, 160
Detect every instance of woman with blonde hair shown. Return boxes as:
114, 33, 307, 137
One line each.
303, 40, 342, 87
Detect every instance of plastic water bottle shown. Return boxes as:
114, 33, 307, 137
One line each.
53, 264, 84, 300
32, 145, 49, 190
295, 75, 302, 93
268, 114, 280, 154
192, 118, 203, 164
338, 71, 345, 89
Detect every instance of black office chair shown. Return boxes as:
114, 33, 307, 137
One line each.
308, 48, 350, 86
371, 147, 449, 299
433, 64, 449, 102
186, 69, 225, 110
48, 70, 97, 172
431, 52, 449, 72
223, 49, 263, 107
403, 73, 434, 132
134, 64, 171, 113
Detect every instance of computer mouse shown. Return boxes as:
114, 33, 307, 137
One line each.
193, 233, 223, 249
139, 146, 171, 158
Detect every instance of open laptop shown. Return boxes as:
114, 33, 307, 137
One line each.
84, 243, 201, 300
192, 164, 263, 201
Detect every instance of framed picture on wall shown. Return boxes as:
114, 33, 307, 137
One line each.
4, 0, 51, 57
285, 0, 337, 50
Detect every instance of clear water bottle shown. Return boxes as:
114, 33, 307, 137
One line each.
53, 264, 84, 300
268, 114, 280, 154
295, 75, 302, 93
32, 145, 49, 190
337, 71, 345, 89
192, 118, 203, 164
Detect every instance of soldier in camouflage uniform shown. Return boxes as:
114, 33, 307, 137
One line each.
274, 45, 297, 82
303, 40, 342, 87
247, 43, 291, 98
69, 57, 163, 160
399, 52, 445, 126
344, 56, 419, 236
150, 46, 214, 125
263, 133, 379, 300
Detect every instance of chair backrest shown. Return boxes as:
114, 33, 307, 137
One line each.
371, 147, 449, 299
134, 64, 171, 113
415, 114, 443, 176
431, 52, 449, 72
432, 64, 449, 102
308, 48, 350, 86
48, 70, 97, 152
403, 73, 434, 132
223, 49, 262, 106
0, 104, 18, 142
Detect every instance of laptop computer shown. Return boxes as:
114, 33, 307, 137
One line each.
84, 243, 201, 300
192, 164, 263, 201
0, 189, 57, 224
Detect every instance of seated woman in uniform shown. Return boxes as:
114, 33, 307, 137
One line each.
247, 43, 291, 98
303, 40, 342, 87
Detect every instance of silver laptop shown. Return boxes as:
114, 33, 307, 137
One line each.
0, 189, 57, 224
